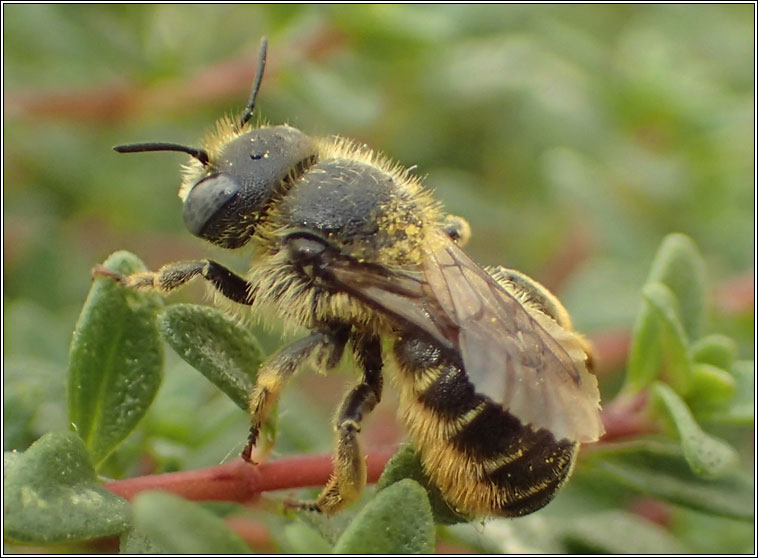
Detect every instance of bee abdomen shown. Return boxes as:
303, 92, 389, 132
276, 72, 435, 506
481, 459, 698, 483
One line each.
463, 409, 577, 516
393, 336, 577, 518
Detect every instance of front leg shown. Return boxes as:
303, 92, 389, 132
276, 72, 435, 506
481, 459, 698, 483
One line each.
93, 259, 254, 305
289, 334, 383, 514
243, 326, 349, 462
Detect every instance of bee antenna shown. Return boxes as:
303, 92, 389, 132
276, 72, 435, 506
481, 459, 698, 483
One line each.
239, 36, 268, 129
113, 142, 211, 166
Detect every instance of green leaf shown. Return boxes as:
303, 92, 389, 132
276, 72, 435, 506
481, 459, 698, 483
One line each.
688, 363, 736, 405
626, 234, 709, 393
646, 233, 707, 340
291, 506, 354, 547
698, 360, 754, 425
120, 529, 162, 554
3, 431, 131, 544
691, 334, 738, 370
562, 510, 687, 554
587, 441, 753, 520
332, 479, 435, 553
158, 304, 263, 412
4, 449, 23, 473
653, 382, 740, 478
283, 521, 332, 554
448, 514, 567, 554
131, 491, 251, 554
626, 294, 665, 390
377, 443, 468, 524
4, 357, 66, 452
67, 251, 164, 466
643, 282, 693, 393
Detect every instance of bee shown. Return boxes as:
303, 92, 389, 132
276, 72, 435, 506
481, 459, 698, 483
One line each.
102, 38, 603, 518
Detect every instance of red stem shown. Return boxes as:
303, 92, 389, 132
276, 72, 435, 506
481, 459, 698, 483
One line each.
597, 389, 655, 442
105, 446, 397, 503
101, 395, 651, 554
105, 387, 652, 505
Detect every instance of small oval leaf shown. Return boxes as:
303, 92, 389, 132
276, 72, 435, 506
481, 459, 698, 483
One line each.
120, 529, 162, 554
132, 491, 251, 554
653, 382, 740, 478
642, 282, 693, 394
283, 521, 332, 554
691, 334, 738, 370
333, 479, 435, 554
626, 297, 664, 390
158, 304, 263, 411
700, 360, 755, 424
3, 431, 131, 544
627, 234, 709, 393
68, 251, 164, 466
377, 443, 468, 524
689, 363, 736, 405
647, 233, 707, 340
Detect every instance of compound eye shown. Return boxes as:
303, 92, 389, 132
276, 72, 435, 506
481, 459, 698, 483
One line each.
183, 174, 240, 236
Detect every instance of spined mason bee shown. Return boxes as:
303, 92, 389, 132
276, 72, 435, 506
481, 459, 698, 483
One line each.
105, 39, 603, 518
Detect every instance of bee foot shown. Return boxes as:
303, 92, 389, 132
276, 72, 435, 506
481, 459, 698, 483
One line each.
241, 444, 258, 464
283, 498, 321, 513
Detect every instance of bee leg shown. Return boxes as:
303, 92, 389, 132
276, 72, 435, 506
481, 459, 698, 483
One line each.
492, 266, 595, 370
289, 335, 383, 514
243, 326, 349, 462
93, 259, 254, 305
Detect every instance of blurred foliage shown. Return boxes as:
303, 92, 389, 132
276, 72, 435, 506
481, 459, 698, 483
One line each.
3, 4, 754, 554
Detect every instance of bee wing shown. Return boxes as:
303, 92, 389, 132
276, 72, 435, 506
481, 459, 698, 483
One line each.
422, 234, 603, 443
328, 234, 603, 443
327, 263, 457, 351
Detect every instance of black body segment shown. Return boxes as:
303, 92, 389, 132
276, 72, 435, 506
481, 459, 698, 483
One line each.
418, 363, 480, 421
283, 159, 392, 235
393, 335, 578, 518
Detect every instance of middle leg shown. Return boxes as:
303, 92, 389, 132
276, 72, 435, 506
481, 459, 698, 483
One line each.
289, 333, 384, 514
243, 325, 349, 462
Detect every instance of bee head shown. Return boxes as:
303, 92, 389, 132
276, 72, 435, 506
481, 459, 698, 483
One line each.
113, 38, 317, 249
178, 124, 316, 248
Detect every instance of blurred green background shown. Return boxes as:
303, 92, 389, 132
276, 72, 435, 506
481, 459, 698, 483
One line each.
3, 4, 754, 552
